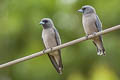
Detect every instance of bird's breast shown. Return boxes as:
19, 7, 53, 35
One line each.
82, 14, 98, 34
42, 28, 57, 48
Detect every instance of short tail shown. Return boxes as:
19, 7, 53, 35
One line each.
48, 50, 63, 74
93, 36, 106, 56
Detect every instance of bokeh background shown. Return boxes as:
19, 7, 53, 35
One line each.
0, 0, 120, 80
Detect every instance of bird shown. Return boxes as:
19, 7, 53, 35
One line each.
40, 18, 63, 74
78, 5, 105, 56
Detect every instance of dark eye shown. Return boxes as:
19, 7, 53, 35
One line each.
82, 8, 86, 10
43, 20, 48, 23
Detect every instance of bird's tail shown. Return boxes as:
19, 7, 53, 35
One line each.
48, 50, 63, 74
93, 36, 105, 56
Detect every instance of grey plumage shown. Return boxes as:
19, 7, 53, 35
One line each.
78, 5, 105, 55
40, 18, 63, 74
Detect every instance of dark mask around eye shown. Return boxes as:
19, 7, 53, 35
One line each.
82, 7, 86, 11
43, 20, 48, 23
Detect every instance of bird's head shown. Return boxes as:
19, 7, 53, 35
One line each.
40, 18, 54, 29
78, 5, 96, 14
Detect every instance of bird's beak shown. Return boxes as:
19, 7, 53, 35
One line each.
40, 21, 45, 25
78, 9, 83, 13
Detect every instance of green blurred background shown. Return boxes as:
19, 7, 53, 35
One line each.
0, 0, 120, 80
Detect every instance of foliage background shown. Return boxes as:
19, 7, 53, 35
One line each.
0, 0, 120, 80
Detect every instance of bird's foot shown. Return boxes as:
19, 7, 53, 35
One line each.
86, 34, 90, 40
43, 49, 46, 53
92, 32, 97, 36
43, 47, 53, 53
50, 47, 53, 52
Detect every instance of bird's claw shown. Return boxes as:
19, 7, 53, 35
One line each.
86, 34, 90, 40
92, 32, 97, 36
43, 49, 46, 53
50, 47, 53, 52
42, 47, 53, 53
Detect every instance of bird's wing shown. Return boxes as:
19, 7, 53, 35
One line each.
53, 28, 61, 45
53, 27, 62, 61
95, 15, 102, 32
48, 54, 61, 73
95, 15, 103, 42
52, 28, 63, 71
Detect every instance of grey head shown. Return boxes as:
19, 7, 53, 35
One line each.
78, 5, 96, 15
40, 18, 54, 29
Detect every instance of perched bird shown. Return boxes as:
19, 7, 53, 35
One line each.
78, 5, 105, 56
40, 18, 63, 74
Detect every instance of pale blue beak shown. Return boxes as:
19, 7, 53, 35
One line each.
40, 21, 45, 25
78, 9, 83, 13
